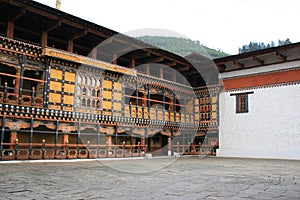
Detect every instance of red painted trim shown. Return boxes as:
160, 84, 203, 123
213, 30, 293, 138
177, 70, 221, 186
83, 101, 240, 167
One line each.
222, 68, 300, 90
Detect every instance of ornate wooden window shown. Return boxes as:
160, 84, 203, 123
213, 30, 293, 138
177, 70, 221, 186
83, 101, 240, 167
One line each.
76, 72, 102, 110
231, 92, 254, 114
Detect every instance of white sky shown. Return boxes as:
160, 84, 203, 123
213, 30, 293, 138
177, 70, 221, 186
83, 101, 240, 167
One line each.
35, 0, 300, 55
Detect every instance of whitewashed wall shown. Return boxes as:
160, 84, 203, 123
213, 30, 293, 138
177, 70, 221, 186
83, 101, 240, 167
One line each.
217, 84, 300, 160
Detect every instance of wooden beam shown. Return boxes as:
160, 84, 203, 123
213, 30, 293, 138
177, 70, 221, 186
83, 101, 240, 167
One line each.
6, 8, 26, 38
138, 56, 164, 64
276, 51, 287, 61
163, 61, 177, 67
233, 61, 244, 69
10, 8, 26, 22
70, 29, 88, 40
45, 20, 62, 32
177, 65, 190, 72
253, 57, 264, 65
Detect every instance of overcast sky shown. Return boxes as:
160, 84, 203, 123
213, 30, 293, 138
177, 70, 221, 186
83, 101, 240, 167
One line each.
35, 0, 300, 55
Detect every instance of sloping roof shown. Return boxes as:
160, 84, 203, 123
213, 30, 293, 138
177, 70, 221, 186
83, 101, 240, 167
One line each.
214, 42, 300, 72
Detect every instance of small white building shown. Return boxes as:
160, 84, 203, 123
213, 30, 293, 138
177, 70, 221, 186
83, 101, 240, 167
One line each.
215, 43, 300, 160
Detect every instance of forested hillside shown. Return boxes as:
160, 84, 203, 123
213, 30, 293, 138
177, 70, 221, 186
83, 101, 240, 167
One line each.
136, 36, 230, 58
239, 38, 292, 53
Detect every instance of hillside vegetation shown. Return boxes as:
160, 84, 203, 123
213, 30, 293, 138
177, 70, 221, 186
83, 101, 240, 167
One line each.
136, 36, 230, 58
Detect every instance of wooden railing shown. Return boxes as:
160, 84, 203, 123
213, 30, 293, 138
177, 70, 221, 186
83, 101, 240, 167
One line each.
172, 143, 217, 156
0, 84, 43, 107
0, 141, 147, 160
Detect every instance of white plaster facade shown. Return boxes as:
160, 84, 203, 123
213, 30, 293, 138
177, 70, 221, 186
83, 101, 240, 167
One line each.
217, 64, 300, 160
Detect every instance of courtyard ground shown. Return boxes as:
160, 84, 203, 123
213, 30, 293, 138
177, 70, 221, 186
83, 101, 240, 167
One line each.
0, 156, 299, 199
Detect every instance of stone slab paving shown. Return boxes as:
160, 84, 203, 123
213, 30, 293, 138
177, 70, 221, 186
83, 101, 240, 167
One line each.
0, 156, 299, 199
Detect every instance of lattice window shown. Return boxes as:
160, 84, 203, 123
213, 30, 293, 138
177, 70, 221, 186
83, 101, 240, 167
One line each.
230, 92, 254, 114
76, 72, 102, 110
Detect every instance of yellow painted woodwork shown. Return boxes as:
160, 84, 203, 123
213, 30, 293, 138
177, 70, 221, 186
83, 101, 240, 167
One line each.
131, 107, 136, 118
103, 91, 112, 99
181, 114, 185, 123
212, 112, 217, 119
63, 95, 74, 105
194, 106, 199, 112
114, 102, 122, 111
138, 107, 143, 118
176, 113, 180, 122
212, 96, 217, 104
150, 108, 156, 120
170, 112, 174, 122
64, 72, 76, 82
103, 100, 112, 110
157, 110, 163, 120
194, 98, 199, 104
114, 82, 122, 91
103, 111, 112, 115
63, 106, 73, 111
49, 81, 62, 91
165, 111, 169, 121
212, 104, 217, 111
186, 115, 190, 123
205, 97, 210, 104
144, 109, 148, 119
190, 115, 194, 123
48, 105, 61, 110
64, 83, 75, 93
114, 92, 122, 101
103, 80, 112, 89
125, 105, 130, 117
49, 93, 61, 103
195, 114, 200, 120
114, 112, 122, 116
50, 69, 62, 79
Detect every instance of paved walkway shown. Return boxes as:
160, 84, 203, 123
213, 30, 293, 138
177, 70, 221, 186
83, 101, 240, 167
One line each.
0, 156, 299, 199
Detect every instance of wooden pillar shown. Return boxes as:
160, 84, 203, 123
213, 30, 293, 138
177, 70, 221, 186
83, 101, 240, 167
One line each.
130, 126, 133, 145
142, 94, 147, 107
160, 67, 163, 79
169, 99, 174, 111
112, 53, 118, 65
54, 120, 59, 158
41, 31, 48, 48
0, 116, 6, 158
77, 122, 81, 156
131, 59, 136, 68
44, 61, 50, 108
67, 39, 73, 52
92, 48, 97, 59
14, 69, 21, 94
141, 135, 146, 146
115, 125, 118, 145
6, 20, 14, 38
172, 71, 176, 82
146, 64, 150, 75
62, 134, 69, 147
9, 131, 17, 149
107, 135, 112, 151
29, 118, 33, 159
168, 129, 173, 156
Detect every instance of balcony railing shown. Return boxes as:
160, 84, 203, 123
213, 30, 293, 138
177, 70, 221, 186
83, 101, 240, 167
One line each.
0, 140, 147, 160
0, 84, 43, 108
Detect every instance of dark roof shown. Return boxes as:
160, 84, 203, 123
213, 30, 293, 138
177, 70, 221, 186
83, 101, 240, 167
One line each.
214, 42, 300, 72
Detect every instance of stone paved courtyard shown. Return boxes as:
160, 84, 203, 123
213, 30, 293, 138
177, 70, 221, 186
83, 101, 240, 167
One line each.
0, 156, 299, 199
